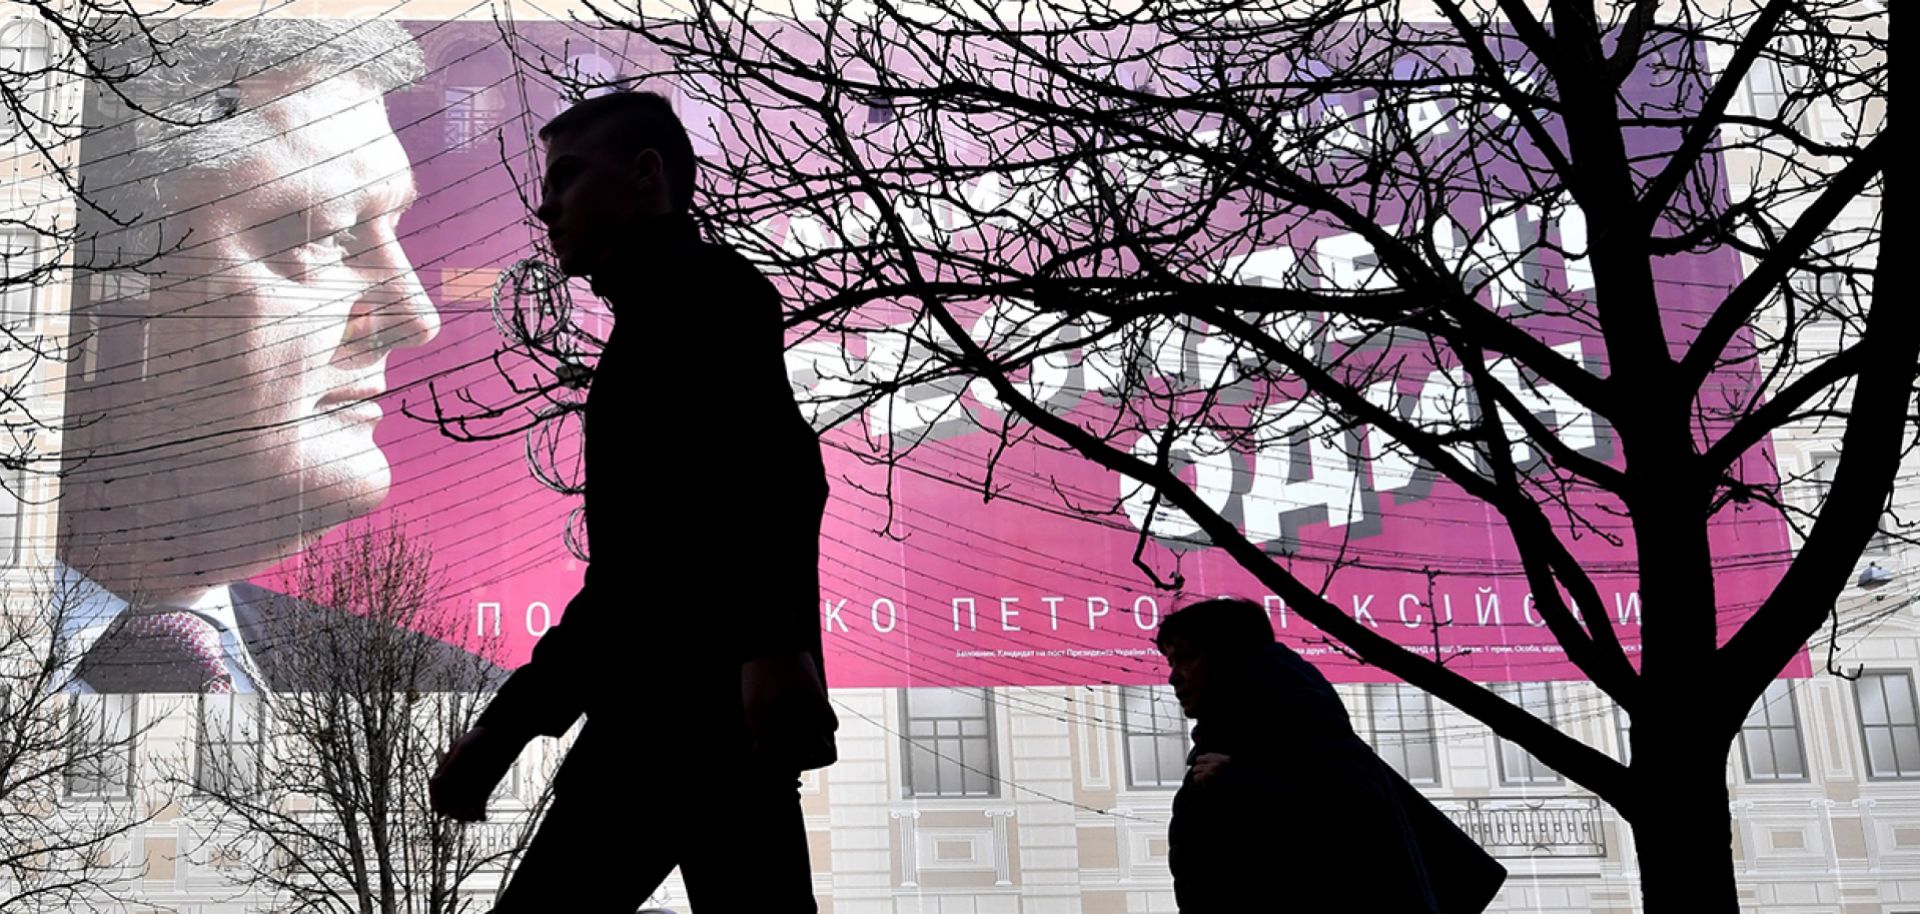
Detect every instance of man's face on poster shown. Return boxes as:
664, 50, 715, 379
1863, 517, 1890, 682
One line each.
65, 72, 437, 589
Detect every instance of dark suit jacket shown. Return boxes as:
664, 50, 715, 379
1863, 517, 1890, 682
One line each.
73, 581, 507, 694
1167, 643, 1506, 913
232, 582, 511, 692
474, 212, 830, 789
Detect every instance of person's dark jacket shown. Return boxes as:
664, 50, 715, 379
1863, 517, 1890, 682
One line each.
1167, 642, 1507, 913
473, 212, 830, 787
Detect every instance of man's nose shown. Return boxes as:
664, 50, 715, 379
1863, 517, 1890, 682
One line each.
355, 241, 441, 351
535, 194, 559, 227
383, 268, 441, 350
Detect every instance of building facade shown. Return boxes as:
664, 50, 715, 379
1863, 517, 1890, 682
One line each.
1, 1, 1902, 912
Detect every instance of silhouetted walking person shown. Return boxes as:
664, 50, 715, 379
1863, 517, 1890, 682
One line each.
429, 91, 837, 913
1156, 599, 1507, 913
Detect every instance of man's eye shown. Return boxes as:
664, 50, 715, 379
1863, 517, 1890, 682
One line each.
304, 227, 360, 258
544, 164, 579, 196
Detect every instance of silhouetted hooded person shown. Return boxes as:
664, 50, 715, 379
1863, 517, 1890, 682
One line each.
1156, 599, 1507, 913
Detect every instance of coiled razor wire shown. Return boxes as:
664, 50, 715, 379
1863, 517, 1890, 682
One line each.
491, 256, 596, 562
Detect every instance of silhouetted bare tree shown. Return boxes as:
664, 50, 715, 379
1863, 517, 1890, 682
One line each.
462, 2, 1904, 909
177, 523, 550, 914
0, 574, 168, 911
3, 3, 217, 478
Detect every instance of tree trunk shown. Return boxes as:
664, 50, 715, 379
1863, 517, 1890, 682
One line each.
1628, 751, 1739, 912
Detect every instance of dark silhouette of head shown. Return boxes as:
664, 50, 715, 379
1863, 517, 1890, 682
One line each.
535, 90, 698, 277
1155, 598, 1276, 720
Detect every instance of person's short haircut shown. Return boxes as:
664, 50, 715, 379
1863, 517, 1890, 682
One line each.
1156, 598, 1276, 663
538, 90, 698, 214
77, 18, 426, 270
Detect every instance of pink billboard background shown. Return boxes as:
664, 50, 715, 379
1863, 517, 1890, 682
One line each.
262, 21, 1800, 688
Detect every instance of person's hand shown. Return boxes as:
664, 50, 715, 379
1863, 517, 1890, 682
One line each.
429, 726, 524, 823
1191, 752, 1232, 786
743, 652, 838, 771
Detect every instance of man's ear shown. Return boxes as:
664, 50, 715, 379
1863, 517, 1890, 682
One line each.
632, 148, 664, 192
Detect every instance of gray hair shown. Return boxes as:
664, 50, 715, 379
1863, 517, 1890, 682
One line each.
80, 18, 426, 268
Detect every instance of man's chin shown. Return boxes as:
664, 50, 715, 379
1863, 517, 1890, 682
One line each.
301, 458, 391, 527
554, 249, 593, 277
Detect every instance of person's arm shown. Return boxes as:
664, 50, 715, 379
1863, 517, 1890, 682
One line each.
734, 413, 830, 664
473, 571, 599, 740
430, 574, 597, 822
729, 258, 837, 768
728, 260, 831, 667
736, 425, 834, 769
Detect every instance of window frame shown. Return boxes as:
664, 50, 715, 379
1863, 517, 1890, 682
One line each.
0, 227, 40, 326
0, 465, 22, 568
1492, 682, 1563, 787
1809, 452, 1893, 553
66, 693, 137, 800
1119, 684, 1189, 790
1790, 238, 1849, 325
442, 84, 504, 150
1739, 679, 1809, 783
1614, 703, 1632, 766
899, 687, 1000, 799
0, 17, 55, 128
1855, 670, 1920, 781
194, 692, 266, 796
490, 752, 523, 803
1744, 37, 1810, 132
1368, 683, 1441, 787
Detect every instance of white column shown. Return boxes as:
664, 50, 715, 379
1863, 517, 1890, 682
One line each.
1814, 798, 1840, 876
174, 819, 191, 893
986, 808, 1017, 886
1111, 807, 1136, 880
892, 809, 921, 887
1854, 798, 1881, 869
1733, 800, 1758, 875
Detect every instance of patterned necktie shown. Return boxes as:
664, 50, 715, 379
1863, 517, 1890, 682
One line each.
77, 610, 235, 693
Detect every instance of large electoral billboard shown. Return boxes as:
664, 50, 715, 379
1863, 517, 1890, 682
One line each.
53, 17, 1799, 692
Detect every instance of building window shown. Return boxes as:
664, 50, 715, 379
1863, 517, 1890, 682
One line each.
67, 694, 136, 798
0, 17, 54, 130
1792, 238, 1848, 320
77, 313, 98, 381
1492, 682, 1562, 786
1810, 451, 1839, 507
0, 683, 14, 759
1, 228, 38, 325
195, 693, 264, 795
1855, 671, 1920, 779
1120, 685, 1188, 789
87, 271, 150, 305
1614, 703, 1632, 766
1740, 680, 1808, 782
901, 687, 997, 798
1368, 684, 1439, 786
1745, 40, 1808, 131
0, 467, 22, 567
139, 319, 154, 381
491, 755, 522, 802
1810, 452, 1892, 552
443, 86, 503, 149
